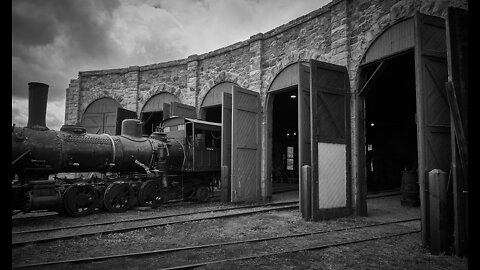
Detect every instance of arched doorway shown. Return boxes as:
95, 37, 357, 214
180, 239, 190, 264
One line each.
81, 97, 121, 135
356, 13, 452, 248
266, 62, 309, 194
200, 82, 238, 123
141, 92, 180, 135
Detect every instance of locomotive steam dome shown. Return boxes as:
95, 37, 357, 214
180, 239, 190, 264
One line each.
121, 119, 142, 138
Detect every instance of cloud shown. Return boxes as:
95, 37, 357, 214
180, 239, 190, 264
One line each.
12, 0, 329, 129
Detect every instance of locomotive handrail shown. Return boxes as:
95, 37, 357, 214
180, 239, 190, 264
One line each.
101, 133, 116, 166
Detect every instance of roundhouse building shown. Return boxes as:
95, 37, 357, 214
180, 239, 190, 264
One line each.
64, 0, 468, 255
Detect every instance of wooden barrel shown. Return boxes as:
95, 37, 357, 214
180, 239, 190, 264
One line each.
400, 170, 420, 206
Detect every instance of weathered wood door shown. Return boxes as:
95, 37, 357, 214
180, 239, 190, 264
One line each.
297, 62, 312, 219
221, 92, 232, 202
230, 86, 261, 202
309, 59, 351, 221
414, 12, 450, 246
82, 98, 121, 135
170, 101, 197, 119
115, 107, 137, 135
162, 103, 171, 120
446, 7, 468, 257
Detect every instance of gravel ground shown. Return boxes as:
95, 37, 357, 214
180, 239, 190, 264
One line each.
11, 192, 468, 269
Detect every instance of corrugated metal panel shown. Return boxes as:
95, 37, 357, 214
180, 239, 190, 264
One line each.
142, 92, 180, 112
201, 82, 235, 107
317, 143, 346, 208
362, 17, 414, 65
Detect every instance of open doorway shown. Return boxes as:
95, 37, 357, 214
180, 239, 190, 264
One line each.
363, 51, 417, 193
203, 105, 222, 123
141, 111, 163, 135
271, 87, 299, 191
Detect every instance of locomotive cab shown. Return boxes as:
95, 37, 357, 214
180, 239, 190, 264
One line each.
161, 117, 221, 172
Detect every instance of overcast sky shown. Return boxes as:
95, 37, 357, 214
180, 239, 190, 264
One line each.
12, 0, 330, 130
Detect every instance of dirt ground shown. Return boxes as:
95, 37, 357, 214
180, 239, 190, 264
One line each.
11, 192, 468, 269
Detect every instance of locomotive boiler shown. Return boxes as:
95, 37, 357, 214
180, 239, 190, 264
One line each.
12, 82, 221, 216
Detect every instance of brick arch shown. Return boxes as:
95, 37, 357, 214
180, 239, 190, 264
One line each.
351, 14, 413, 92
79, 94, 123, 121
263, 49, 321, 96
140, 84, 180, 106
139, 91, 181, 113
198, 71, 239, 107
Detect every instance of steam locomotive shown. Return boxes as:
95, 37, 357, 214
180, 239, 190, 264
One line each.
12, 82, 221, 216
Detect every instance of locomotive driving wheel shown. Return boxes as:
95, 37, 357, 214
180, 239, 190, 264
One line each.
103, 181, 135, 213
138, 180, 164, 208
62, 183, 98, 217
196, 186, 209, 203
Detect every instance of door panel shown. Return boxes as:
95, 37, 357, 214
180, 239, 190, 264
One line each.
162, 103, 171, 120
104, 112, 117, 135
446, 6, 468, 257
310, 59, 351, 220
414, 12, 449, 246
83, 114, 103, 134
298, 62, 311, 219
221, 92, 232, 202
170, 101, 197, 119
231, 86, 261, 202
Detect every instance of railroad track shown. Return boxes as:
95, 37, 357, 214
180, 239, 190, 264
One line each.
11, 187, 297, 221
12, 201, 299, 247
13, 218, 420, 269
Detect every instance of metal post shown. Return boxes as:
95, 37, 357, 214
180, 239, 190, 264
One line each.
301, 165, 311, 220
428, 169, 449, 255
221, 165, 230, 203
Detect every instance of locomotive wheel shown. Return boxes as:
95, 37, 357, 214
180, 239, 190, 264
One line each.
138, 180, 164, 208
196, 186, 209, 203
103, 182, 135, 213
62, 183, 98, 217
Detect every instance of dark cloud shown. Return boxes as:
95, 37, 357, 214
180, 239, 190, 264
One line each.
12, 0, 330, 130
12, 0, 120, 56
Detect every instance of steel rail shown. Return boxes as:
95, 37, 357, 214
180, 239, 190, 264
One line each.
13, 218, 420, 269
12, 203, 299, 247
12, 200, 298, 235
11, 187, 292, 221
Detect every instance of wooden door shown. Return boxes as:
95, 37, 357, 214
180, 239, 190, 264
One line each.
83, 114, 103, 134
414, 12, 450, 246
221, 92, 232, 202
230, 86, 261, 202
310, 59, 351, 221
170, 101, 197, 119
297, 62, 312, 219
446, 7, 468, 257
162, 103, 171, 120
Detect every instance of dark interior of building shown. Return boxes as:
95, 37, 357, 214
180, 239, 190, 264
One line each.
203, 106, 222, 123
271, 88, 299, 186
364, 51, 417, 192
141, 111, 163, 135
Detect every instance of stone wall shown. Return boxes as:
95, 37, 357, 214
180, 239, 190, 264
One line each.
65, 0, 467, 124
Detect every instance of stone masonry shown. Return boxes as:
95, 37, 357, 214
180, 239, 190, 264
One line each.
65, 0, 467, 209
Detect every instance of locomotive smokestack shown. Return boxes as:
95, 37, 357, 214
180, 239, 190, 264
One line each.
27, 82, 49, 130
